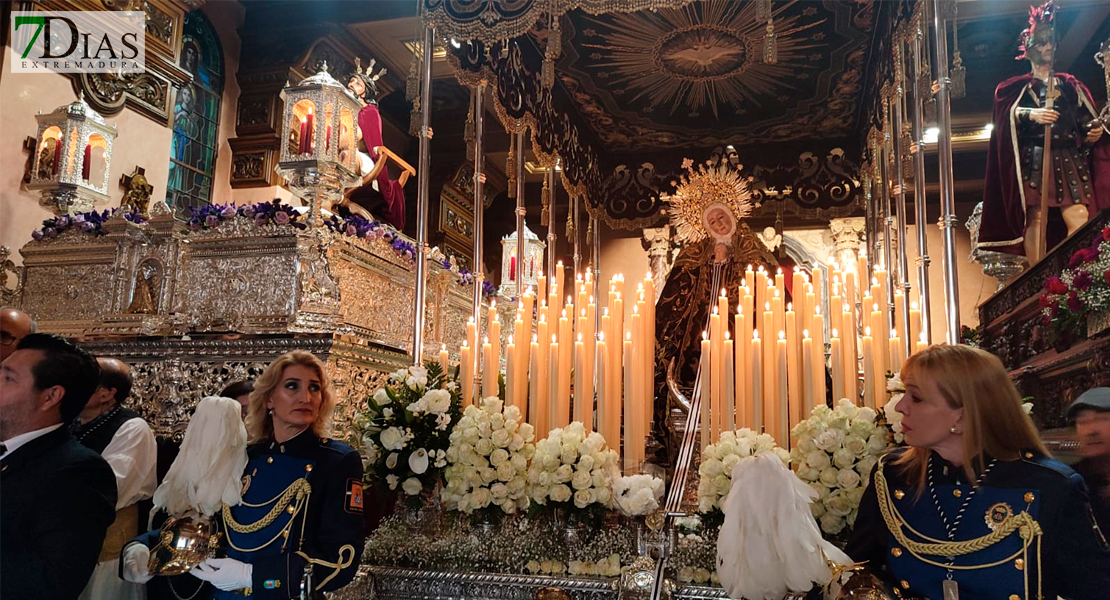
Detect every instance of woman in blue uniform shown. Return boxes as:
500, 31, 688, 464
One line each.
847, 344, 1110, 600
124, 350, 364, 599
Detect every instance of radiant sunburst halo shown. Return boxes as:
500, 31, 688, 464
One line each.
581, 0, 825, 119
668, 158, 754, 244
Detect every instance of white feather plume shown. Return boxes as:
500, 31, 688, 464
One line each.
153, 396, 248, 517
716, 453, 852, 599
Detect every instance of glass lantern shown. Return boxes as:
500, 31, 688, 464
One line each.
499, 222, 546, 296
276, 62, 362, 225
27, 93, 117, 216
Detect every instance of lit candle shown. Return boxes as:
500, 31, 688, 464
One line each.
889, 328, 904, 375
870, 303, 886, 382
598, 332, 614, 444
785, 304, 802, 433
745, 265, 755, 300
771, 289, 784, 349
537, 271, 547, 306
549, 334, 562, 430
623, 331, 634, 472
482, 335, 494, 399
802, 331, 815, 420
558, 311, 572, 424
844, 271, 858, 311
830, 330, 844, 402
304, 109, 314, 152
735, 308, 749, 428
506, 335, 516, 407
513, 306, 525, 404
811, 266, 823, 319
298, 116, 308, 154
574, 333, 590, 428
724, 332, 735, 433
751, 330, 763, 429
857, 251, 868, 287
536, 317, 549, 431
762, 302, 775, 416
811, 306, 826, 410
916, 331, 929, 355
792, 268, 805, 315
755, 268, 767, 320
777, 331, 788, 444
775, 268, 785, 299
894, 289, 906, 344
461, 341, 472, 407
700, 331, 712, 450
862, 327, 875, 408
439, 344, 449, 376
842, 303, 858, 403
490, 311, 501, 391
710, 307, 722, 441
909, 301, 923, 354
630, 304, 643, 461
529, 334, 539, 426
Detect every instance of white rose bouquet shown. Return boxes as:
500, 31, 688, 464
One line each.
697, 428, 789, 515
442, 397, 536, 516
790, 398, 892, 537
353, 363, 461, 499
882, 372, 906, 445
612, 474, 665, 517
527, 422, 619, 516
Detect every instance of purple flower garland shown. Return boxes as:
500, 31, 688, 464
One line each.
32, 208, 145, 240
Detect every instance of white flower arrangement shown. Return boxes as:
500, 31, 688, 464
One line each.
527, 421, 620, 512
524, 555, 622, 578
612, 474, 665, 517
442, 397, 536, 515
353, 363, 460, 498
790, 398, 891, 536
696, 428, 789, 514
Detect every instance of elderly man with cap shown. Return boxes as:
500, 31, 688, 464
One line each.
1070, 387, 1110, 532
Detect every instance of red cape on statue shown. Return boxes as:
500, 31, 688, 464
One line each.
980, 72, 1110, 256
353, 103, 406, 230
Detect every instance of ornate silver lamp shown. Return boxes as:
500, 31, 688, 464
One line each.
966, 202, 1026, 290
498, 222, 544, 297
275, 62, 362, 225
27, 93, 117, 216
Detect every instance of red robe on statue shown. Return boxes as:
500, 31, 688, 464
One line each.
980, 72, 1110, 255
349, 103, 406, 230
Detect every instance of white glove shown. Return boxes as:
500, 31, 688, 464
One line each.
121, 543, 153, 584
191, 557, 253, 591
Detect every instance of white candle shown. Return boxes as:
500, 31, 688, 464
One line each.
506, 335, 516, 407
724, 332, 735, 433
700, 331, 711, 450
751, 330, 763, 430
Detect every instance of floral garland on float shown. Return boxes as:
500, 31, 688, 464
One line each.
1040, 225, 1110, 340
31, 207, 145, 239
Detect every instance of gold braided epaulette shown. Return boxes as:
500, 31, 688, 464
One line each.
223, 478, 312, 534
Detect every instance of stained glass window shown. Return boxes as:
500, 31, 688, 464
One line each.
167, 11, 223, 217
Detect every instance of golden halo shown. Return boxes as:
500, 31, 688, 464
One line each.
667, 158, 754, 244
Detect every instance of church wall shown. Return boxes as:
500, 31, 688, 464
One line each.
0, 45, 171, 266
202, 0, 243, 207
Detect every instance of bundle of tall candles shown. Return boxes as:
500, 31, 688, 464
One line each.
454, 250, 929, 471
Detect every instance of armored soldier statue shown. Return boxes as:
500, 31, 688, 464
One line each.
980, 0, 1109, 262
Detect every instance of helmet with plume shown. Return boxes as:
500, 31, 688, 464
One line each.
1016, 0, 1056, 62
349, 57, 387, 105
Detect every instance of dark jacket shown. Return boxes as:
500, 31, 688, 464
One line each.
1074, 457, 1110, 536
1, 426, 117, 600
848, 448, 1110, 600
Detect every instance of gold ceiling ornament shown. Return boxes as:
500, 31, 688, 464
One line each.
668, 157, 754, 245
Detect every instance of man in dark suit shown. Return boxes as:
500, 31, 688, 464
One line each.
1, 334, 117, 600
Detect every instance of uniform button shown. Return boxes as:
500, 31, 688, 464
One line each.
1014, 558, 1025, 570
891, 547, 903, 557
287, 505, 295, 514
267, 457, 274, 464
1009, 595, 1021, 600
953, 489, 962, 498
894, 489, 906, 500
1024, 452, 1033, 459
305, 464, 313, 473
1025, 492, 1035, 503
900, 580, 911, 589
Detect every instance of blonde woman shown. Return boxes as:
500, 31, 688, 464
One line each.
847, 344, 1110, 599
127, 351, 364, 599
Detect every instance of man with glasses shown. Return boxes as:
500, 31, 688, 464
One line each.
0, 307, 35, 362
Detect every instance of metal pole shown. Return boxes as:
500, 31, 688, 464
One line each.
411, 24, 434, 365
515, 131, 526, 298
546, 166, 557, 289
879, 107, 895, 331
931, 0, 961, 343
892, 40, 913, 359
572, 196, 581, 282
472, 85, 485, 323
910, 15, 933, 344
592, 215, 601, 322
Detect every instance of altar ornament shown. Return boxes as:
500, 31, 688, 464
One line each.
717, 454, 851, 600
499, 222, 545, 296
275, 62, 362, 227
668, 159, 753, 245
28, 93, 117, 216
148, 396, 247, 575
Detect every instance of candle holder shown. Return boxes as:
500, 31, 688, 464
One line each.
275, 62, 362, 226
27, 93, 117, 216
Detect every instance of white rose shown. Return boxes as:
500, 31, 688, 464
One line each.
843, 435, 869, 457
510, 454, 527, 473
836, 468, 861, 490
490, 482, 509, 500
577, 454, 595, 472
492, 429, 511, 448
554, 464, 573, 483
797, 436, 818, 453
573, 489, 593, 508
408, 448, 429, 474
856, 456, 878, 479
471, 487, 491, 508
833, 448, 857, 470
867, 432, 891, 454
805, 450, 831, 470
714, 475, 731, 497
571, 469, 592, 490
380, 427, 405, 451
810, 500, 826, 519
820, 512, 846, 535
560, 445, 578, 465
496, 461, 515, 481
819, 467, 840, 487
402, 477, 423, 496
797, 466, 821, 482
825, 489, 854, 517
374, 388, 391, 406
721, 453, 741, 473
490, 448, 509, 467
814, 429, 842, 451
475, 439, 494, 456
849, 418, 875, 438
701, 458, 725, 478
519, 423, 535, 442
550, 484, 572, 503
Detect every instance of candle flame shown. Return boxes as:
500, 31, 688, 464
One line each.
508, 335, 514, 345
753, 330, 760, 340
552, 334, 558, 343
712, 306, 718, 316
598, 331, 605, 342
720, 288, 726, 296
702, 331, 708, 340
747, 264, 754, 271
911, 301, 919, 310
533, 334, 538, 343
581, 308, 586, 317
891, 328, 898, 338
774, 289, 780, 298
491, 300, 497, 309
603, 307, 609, 316
462, 341, 469, 348
778, 330, 786, 340
920, 332, 928, 343
577, 333, 583, 342
725, 331, 731, 340
765, 302, 771, 311
561, 309, 567, 318
777, 267, 783, 275
557, 260, 563, 266
633, 305, 639, 314
873, 303, 879, 311
864, 326, 872, 336
803, 329, 810, 338
832, 328, 838, 338
468, 316, 475, 324
815, 305, 821, 316
626, 332, 632, 341
872, 277, 879, 286
895, 289, 903, 297
589, 295, 594, 304
787, 302, 793, 311
441, 343, 447, 351
483, 336, 489, 343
